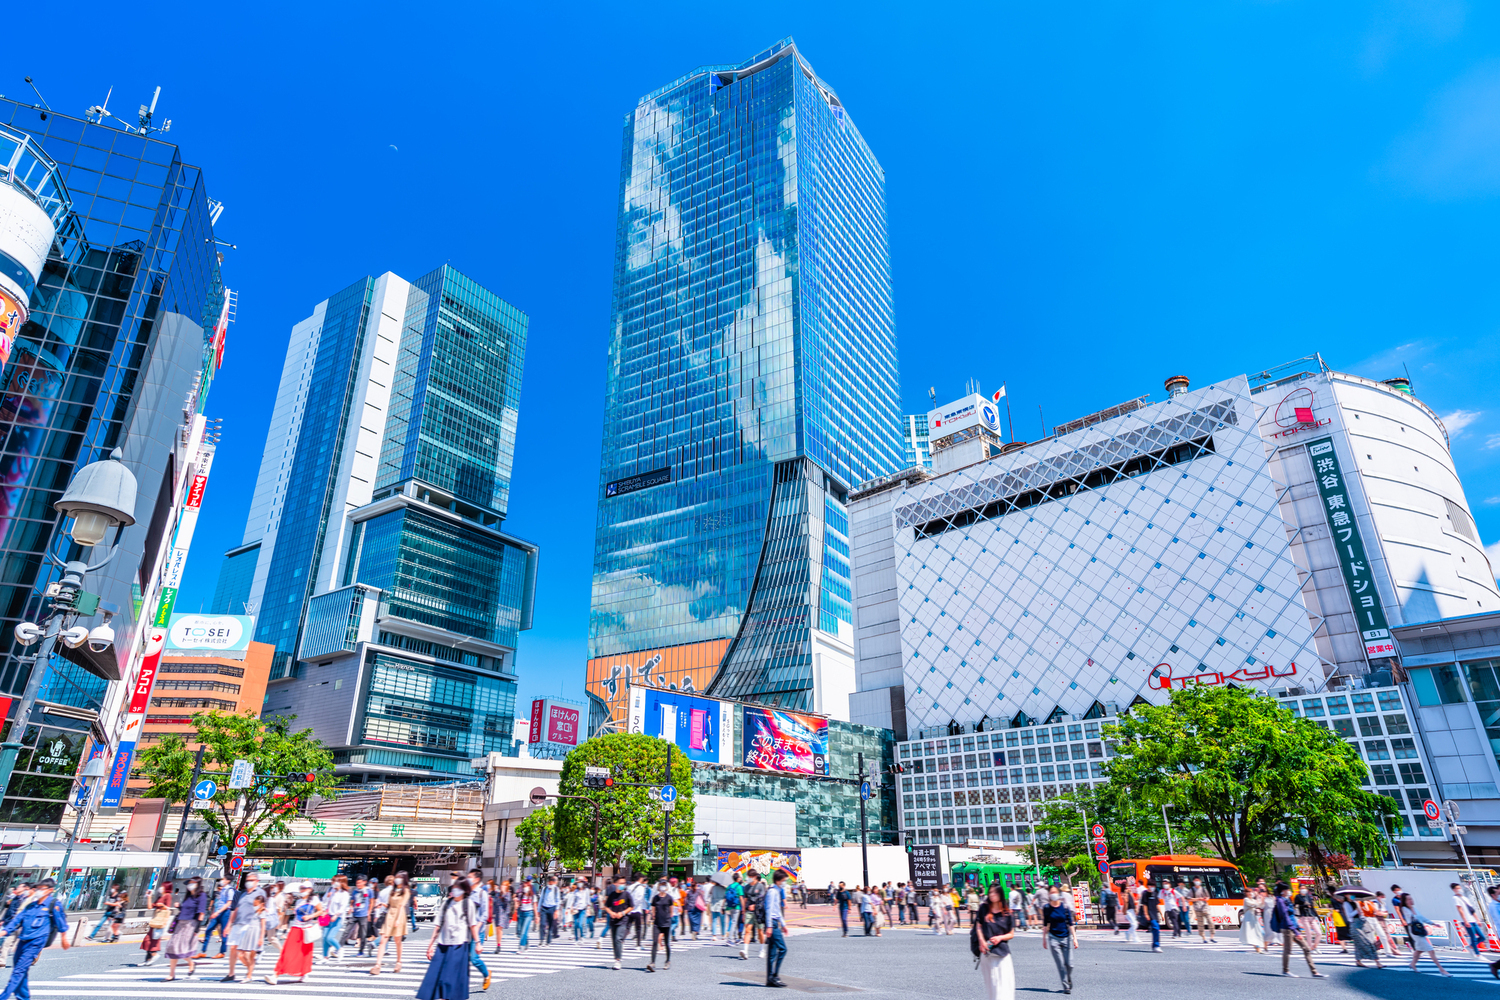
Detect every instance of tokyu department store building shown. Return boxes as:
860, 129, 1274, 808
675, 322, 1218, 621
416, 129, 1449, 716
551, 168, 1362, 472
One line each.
849, 361, 1496, 856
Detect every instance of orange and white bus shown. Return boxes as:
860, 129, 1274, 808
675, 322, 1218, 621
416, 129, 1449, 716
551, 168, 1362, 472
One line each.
1107, 855, 1247, 926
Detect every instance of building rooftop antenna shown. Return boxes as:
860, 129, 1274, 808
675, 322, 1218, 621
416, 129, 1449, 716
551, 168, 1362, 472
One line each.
136, 85, 171, 135
928, 386, 937, 405
84, 86, 114, 124
22, 77, 51, 111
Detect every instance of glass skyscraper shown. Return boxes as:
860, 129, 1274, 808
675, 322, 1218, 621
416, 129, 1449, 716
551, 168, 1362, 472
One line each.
587, 39, 902, 726
0, 99, 227, 824
230, 265, 537, 780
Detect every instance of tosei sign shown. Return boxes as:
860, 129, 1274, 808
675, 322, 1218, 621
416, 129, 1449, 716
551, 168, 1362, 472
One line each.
165, 613, 254, 657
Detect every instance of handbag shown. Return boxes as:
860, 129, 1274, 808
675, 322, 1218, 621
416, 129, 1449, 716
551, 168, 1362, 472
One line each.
1407, 919, 1428, 937
302, 920, 324, 945
148, 907, 173, 929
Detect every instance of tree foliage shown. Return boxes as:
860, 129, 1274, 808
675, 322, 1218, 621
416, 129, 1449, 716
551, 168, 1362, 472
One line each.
516, 806, 567, 872
1029, 782, 1184, 884
135, 711, 340, 873
1103, 686, 1396, 868
553, 733, 695, 873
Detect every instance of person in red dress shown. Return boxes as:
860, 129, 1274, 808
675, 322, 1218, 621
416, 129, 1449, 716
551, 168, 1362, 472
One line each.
266, 882, 323, 984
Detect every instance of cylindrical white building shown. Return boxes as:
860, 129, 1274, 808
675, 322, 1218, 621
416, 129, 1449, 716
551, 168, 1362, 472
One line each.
0, 125, 73, 373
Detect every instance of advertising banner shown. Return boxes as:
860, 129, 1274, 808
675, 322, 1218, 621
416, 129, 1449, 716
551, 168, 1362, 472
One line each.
716, 849, 802, 881
99, 740, 135, 809
605, 466, 671, 498
165, 613, 254, 657
910, 845, 942, 889
587, 638, 732, 728
526, 697, 584, 759
742, 706, 829, 775
126, 631, 167, 715
1306, 438, 1394, 658
0, 286, 23, 375
627, 687, 735, 764
927, 393, 1001, 440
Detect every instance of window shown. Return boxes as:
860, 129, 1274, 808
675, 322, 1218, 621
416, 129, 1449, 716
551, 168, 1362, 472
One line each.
976, 735, 989, 750
1067, 725, 1082, 741
1399, 762, 1425, 784
1280, 701, 1300, 717
1022, 748, 1037, 764
937, 758, 949, 772
962, 736, 976, 751
1020, 732, 1034, 746
1010, 769, 1024, 784
903, 795, 913, 811
1088, 742, 1103, 758
1358, 716, 1382, 737
1040, 766, 1055, 782
966, 773, 979, 788
964, 754, 977, 770
1070, 744, 1085, 760
1351, 692, 1375, 714
1464, 659, 1500, 702
1038, 747, 1053, 763
1090, 761, 1105, 778
1036, 730, 1050, 744
1370, 763, 1398, 785
940, 792, 954, 808
995, 770, 1008, 785
1377, 690, 1402, 711
1326, 695, 1350, 715
980, 771, 993, 787
1404, 788, 1431, 810
901, 777, 912, 792
1085, 722, 1100, 738
1384, 715, 1411, 735
1364, 741, 1389, 760
1332, 718, 1356, 738
1391, 738, 1418, 759
1007, 733, 1019, 747
1302, 699, 1325, 717
1410, 665, 1467, 706
1056, 763, 1071, 780
938, 775, 951, 790
1025, 767, 1039, 783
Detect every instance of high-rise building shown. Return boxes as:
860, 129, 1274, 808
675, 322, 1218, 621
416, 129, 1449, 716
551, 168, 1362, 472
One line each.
585, 39, 903, 728
902, 414, 932, 470
233, 266, 537, 781
0, 98, 230, 828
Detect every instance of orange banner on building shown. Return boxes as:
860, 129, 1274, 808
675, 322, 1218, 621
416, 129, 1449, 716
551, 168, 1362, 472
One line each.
0, 287, 25, 373
586, 638, 732, 728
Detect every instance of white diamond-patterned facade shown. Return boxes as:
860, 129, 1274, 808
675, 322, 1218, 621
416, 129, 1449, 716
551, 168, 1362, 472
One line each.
890, 375, 1318, 733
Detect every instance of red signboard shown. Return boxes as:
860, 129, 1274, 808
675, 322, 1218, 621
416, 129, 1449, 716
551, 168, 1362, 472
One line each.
127, 632, 167, 715
546, 704, 580, 746
186, 474, 208, 510
529, 699, 544, 743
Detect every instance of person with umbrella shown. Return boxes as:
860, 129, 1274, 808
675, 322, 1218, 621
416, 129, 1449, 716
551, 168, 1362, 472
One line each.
1332, 886, 1381, 969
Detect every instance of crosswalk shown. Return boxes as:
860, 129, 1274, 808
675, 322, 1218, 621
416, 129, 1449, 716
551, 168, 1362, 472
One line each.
1091, 929, 1500, 982
29, 936, 717, 999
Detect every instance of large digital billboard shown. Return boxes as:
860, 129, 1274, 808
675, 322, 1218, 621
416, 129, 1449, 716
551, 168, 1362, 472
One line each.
628, 687, 734, 765
742, 707, 829, 775
586, 638, 732, 728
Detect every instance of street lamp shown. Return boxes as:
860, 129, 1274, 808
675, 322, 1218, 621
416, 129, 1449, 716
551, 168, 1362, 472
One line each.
57, 753, 109, 889
0, 449, 136, 801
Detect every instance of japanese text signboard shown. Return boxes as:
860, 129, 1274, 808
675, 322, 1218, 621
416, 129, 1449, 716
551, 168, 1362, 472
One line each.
910, 845, 942, 889
1307, 439, 1393, 658
742, 706, 829, 775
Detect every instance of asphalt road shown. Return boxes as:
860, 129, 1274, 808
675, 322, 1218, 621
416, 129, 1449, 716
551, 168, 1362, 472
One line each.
10, 920, 1500, 997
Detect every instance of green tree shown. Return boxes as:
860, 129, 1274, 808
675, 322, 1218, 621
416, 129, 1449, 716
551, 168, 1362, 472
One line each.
553, 733, 694, 873
135, 710, 340, 874
516, 805, 566, 872
1103, 686, 1396, 870
1029, 783, 1179, 884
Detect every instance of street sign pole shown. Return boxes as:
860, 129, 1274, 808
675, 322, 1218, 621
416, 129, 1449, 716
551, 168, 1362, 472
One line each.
858, 752, 869, 888
166, 747, 206, 876
661, 741, 672, 883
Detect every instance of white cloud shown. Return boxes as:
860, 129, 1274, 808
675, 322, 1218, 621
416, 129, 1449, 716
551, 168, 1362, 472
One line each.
1441, 409, 1483, 436
1485, 496, 1500, 505
1386, 62, 1500, 198
1487, 434, 1500, 450
1488, 541, 1500, 581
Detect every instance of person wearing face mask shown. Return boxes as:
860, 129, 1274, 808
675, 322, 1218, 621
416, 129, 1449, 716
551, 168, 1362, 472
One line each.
370, 872, 412, 976
265, 882, 322, 985
163, 878, 209, 981
974, 883, 1016, 1000
222, 872, 268, 984
0, 878, 68, 1000
1041, 887, 1075, 993
418, 880, 481, 998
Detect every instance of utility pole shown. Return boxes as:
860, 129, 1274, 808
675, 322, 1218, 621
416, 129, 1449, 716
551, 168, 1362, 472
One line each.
858, 752, 869, 887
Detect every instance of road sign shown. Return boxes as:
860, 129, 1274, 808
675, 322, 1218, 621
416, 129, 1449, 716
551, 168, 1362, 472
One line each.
229, 855, 244, 872
190, 799, 211, 809
217, 846, 228, 856
1092, 824, 1105, 838
235, 833, 249, 849
529, 786, 548, 807
1092, 842, 1108, 858
1097, 861, 1110, 876
73, 785, 90, 808
1444, 799, 1461, 821
193, 779, 218, 800
1424, 799, 1441, 821
228, 760, 254, 790
860, 781, 872, 801
658, 784, 678, 805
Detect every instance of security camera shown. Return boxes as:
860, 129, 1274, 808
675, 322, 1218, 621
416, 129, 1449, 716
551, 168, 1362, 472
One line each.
60, 625, 90, 649
87, 621, 115, 653
13, 623, 40, 646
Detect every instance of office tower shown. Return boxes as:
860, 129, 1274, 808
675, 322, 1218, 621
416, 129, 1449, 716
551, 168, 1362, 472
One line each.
0, 98, 230, 827
586, 39, 903, 726
903, 414, 933, 470
234, 266, 537, 780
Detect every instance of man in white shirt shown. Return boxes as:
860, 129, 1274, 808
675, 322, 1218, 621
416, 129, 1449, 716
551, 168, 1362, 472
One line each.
765, 870, 789, 988
1454, 883, 1485, 957
629, 876, 650, 949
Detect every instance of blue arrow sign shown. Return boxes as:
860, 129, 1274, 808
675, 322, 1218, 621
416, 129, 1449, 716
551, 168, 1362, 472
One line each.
658, 784, 678, 805
193, 779, 218, 800
74, 786, 90, 808
860, 781, 872, 801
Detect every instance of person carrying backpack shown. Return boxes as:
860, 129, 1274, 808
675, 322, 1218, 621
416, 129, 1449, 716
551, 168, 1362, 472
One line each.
741, 871, 767, 960
0, 878, 69, 1000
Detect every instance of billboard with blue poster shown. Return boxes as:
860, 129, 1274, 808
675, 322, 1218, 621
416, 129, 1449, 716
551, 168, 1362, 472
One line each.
627, 686, 735, 765
742, 707, 829, 775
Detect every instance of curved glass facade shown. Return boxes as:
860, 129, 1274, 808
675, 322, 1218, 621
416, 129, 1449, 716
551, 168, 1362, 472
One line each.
590, 39, 902, 715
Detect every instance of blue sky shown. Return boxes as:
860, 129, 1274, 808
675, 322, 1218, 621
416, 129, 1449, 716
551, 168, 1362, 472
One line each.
25, 1, 1500, 711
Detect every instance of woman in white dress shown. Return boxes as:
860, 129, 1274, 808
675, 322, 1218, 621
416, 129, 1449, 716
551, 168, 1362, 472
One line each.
1239, 888, 1265, 952
1395, 893, 1451, 977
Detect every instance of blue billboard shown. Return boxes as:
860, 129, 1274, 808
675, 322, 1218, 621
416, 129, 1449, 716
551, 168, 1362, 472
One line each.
629, 687, 734, 765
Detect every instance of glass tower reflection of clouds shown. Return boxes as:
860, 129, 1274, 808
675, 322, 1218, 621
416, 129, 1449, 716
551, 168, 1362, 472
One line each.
589, 39, 902, 718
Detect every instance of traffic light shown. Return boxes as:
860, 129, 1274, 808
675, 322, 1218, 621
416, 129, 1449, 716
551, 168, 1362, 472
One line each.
701, 836, 713, 858
583, 766, 612, 789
